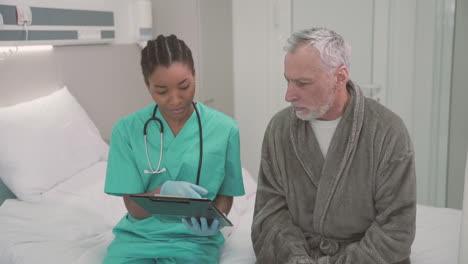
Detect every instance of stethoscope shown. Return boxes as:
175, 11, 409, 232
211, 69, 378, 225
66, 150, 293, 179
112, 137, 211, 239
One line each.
143, 102, 203, 185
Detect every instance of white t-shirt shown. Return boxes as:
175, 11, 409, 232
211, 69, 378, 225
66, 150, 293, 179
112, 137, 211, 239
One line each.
309, 117, 342, 157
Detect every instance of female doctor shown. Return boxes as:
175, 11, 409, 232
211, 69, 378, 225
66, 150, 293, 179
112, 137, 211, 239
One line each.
103, 34, 245, 264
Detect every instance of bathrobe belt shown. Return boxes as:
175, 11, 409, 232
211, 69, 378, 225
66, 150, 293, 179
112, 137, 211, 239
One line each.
304, 232, 360, 256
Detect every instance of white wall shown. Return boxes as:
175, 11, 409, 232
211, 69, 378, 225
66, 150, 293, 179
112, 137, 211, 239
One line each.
233, 0, 291, 178
151, 0, 200, 73
382, 0, 455, 207
151, 0, 234, 116
0, 44, 152, 141
198, 0, 234, 116
448, 0, 468, 209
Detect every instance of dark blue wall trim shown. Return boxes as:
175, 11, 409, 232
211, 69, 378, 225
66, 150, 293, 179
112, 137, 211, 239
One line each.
101, 30, 115, 39
0, 30, 78, 41
0, 5, 17, 25
31, 7, 114, 26
0, 5, 114, 27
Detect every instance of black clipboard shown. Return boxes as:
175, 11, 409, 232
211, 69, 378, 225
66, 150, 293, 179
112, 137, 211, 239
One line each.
129, 194, 233, 227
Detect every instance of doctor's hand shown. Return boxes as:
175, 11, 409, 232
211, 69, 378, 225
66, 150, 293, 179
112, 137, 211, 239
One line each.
182, 217, 222, 236
160, 181, 208, 199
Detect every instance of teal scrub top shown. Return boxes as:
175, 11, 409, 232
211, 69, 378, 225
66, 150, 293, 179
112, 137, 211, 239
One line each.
104, 102, 245, 242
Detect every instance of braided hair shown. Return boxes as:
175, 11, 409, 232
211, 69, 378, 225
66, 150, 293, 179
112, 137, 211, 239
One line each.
141, 34, 195, 86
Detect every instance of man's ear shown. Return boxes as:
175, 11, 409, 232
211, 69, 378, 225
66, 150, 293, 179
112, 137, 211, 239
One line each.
335, 65, 349, 86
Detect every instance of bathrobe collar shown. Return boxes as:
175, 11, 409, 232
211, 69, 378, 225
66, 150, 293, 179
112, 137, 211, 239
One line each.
289, 80, 365, 234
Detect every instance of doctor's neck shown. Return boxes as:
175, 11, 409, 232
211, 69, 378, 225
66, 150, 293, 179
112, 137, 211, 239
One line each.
161, 103, 195, 136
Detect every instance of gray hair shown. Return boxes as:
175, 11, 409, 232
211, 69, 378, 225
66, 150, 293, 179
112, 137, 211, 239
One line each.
285, 27, 351, 72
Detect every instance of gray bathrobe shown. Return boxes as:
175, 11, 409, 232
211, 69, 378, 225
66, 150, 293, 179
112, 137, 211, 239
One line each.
251, 81, 416, 264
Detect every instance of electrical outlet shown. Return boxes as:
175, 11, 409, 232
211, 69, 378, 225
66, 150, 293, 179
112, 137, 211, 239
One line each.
16, 5, 32, 25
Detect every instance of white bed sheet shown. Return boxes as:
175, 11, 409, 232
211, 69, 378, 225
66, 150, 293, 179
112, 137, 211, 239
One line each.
412, 205, 461, 264
0, 161, 256, 264
0, 162, 461, 264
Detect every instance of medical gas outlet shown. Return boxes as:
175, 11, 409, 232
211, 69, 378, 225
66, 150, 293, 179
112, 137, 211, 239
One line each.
16, 5, 32, 26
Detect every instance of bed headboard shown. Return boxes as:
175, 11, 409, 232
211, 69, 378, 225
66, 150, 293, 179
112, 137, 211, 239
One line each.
0, 44, 154, 205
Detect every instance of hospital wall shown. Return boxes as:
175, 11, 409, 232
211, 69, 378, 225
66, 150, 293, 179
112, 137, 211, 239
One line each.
0, 45, 152, 141
231, 0, 468, 210
232, 0, 291, 184
0, 0, 150, 137
447, 0, 468, 209
151, 0, 234, 117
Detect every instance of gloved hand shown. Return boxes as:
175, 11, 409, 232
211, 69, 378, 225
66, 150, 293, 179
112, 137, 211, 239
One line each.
182, 217, 222, 236
160, 180, 208, 198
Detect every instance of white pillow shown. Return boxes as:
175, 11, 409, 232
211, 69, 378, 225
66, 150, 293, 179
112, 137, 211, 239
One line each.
0, 87, 109, 201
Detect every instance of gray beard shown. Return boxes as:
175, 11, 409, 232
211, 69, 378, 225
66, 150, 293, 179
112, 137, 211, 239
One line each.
295, 95, 334, 121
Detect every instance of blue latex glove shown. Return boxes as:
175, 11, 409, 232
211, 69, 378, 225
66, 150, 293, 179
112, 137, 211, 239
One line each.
160, 181, 208, 198
182, 217, 222, 236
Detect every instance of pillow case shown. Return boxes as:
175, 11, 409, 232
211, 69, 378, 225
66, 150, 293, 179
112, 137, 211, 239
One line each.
0, 87, 108, 201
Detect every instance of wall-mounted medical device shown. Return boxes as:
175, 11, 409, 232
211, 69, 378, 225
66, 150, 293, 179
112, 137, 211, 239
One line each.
0, 4, 115, 46
132, 0, 153, 48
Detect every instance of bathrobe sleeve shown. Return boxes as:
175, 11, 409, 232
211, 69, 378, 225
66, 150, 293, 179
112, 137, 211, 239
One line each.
252, 121, 315, 264
318, 151, 416, 264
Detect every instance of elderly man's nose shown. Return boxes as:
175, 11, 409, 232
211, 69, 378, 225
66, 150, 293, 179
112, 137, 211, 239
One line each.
285, 86, 297, 102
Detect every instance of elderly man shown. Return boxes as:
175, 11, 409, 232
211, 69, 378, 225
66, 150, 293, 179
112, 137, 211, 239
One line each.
251, 27, 416, 264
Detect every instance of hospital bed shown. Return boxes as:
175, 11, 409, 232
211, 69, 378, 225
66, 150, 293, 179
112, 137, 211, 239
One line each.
0, 87, 462, 264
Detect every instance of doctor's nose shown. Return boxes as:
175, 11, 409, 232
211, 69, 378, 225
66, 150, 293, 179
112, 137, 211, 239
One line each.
168, 91, 183, 105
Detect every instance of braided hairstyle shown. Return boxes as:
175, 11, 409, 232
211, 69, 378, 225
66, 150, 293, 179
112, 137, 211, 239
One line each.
141, 34, 195, 86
